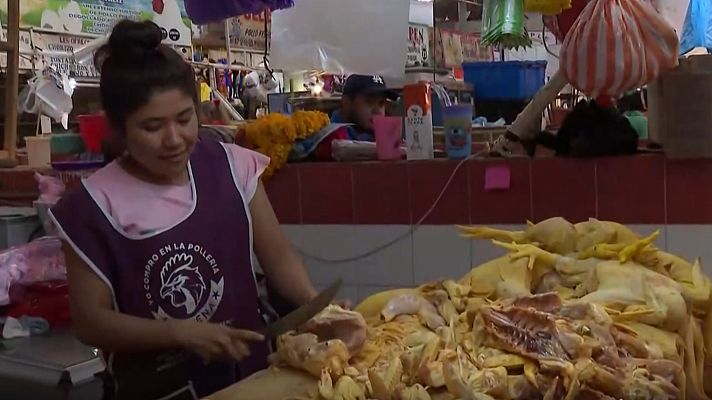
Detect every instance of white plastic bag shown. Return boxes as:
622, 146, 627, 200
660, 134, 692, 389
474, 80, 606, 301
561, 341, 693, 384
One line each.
18, 68, 74, 129
270, 0, 410, 81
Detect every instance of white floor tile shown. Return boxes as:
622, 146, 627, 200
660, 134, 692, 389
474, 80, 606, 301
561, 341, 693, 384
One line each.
413, 226, 471, 284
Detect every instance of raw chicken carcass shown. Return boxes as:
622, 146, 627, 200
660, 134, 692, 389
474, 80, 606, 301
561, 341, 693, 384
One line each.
382, 294, 446, 330
266, 219, 712, 400
300, 305, 368, 356
460, 217, 579, 255
276, 332, 350, 377
276, 305, 367, 378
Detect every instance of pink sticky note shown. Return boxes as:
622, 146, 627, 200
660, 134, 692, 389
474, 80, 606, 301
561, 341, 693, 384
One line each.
484, 166, 511, 191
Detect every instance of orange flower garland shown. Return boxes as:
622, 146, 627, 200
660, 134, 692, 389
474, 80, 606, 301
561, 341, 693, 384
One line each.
242, 111, 330, 178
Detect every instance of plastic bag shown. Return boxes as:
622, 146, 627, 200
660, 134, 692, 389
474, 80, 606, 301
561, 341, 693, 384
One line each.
560, 0, 679, 97
35, 173, 65, 236
185, 0, 294, 24
17, 68, 74, 129
680, 0, 712, 54
270, 0, 410, 80
0, 237, 67, 306
481, 0, 532, 49
35, 173, 65, 204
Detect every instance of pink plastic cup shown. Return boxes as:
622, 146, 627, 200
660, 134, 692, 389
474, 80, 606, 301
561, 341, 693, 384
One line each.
373, 116, 403, 161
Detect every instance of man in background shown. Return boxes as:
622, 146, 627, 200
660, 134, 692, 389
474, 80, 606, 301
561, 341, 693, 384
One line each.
331, 74, 398, 141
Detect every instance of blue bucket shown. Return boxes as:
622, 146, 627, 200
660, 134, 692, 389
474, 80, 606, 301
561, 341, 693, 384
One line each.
463, 61, 547, 101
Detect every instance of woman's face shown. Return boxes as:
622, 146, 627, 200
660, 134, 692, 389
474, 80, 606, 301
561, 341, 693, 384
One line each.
123, 89, 199, 182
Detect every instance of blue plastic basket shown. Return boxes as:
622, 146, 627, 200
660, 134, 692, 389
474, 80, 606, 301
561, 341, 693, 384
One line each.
463, 61, 547, 101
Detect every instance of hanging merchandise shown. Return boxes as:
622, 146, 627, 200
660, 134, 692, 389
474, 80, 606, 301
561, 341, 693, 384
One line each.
481, 0, 532, 50
679, 0, 712, 54
270, 0, 410, 80
185, 0, 294, 24
18, 68, 75, 129
524, 0, 572, 15
560, 0, 680, 97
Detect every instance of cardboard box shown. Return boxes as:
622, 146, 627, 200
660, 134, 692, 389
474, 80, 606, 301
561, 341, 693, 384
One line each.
403, 82, 435, 160
648, 55, 712, 158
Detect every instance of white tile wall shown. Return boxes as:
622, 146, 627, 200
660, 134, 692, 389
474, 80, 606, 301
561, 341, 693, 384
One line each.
286, 225, 358, 285
314, 282, 359, 304
350, 226, 414, 287
667, 225, 712, 275
278, 224, 694, 303
413, 226, 471, 284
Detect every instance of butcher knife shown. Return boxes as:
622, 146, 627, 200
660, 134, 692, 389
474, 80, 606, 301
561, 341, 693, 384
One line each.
259, 278, 342, 339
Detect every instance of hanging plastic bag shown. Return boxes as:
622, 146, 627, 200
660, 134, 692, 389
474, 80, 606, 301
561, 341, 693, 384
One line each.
679, 0, 712, 54
17, 68, 74, 129
270, 0, 410, 80
560, 0, 679, 97
481, 0, 532, 49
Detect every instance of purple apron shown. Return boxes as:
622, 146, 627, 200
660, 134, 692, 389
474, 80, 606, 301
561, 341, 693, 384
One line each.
51, 139, 269, 399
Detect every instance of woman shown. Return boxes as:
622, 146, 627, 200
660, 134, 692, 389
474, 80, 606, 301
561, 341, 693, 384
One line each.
50, 20, 321, 399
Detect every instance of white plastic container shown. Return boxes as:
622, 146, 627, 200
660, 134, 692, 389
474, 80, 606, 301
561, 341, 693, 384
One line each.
25, 135, 51, 168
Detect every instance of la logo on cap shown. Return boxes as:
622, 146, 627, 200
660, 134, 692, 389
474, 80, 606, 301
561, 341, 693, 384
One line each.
372, 75, 384, 84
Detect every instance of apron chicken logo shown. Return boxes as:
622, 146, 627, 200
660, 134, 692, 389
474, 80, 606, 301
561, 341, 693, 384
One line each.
145, 243, 224, 321
160, 254, 205, 315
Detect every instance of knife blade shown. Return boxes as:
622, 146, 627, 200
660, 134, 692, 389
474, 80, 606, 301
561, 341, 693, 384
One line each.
259, 278, 343, 339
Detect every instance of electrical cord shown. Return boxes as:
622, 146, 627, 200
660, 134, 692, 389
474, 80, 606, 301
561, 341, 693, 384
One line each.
294, 150, 486, 264
542, 16, 560, 59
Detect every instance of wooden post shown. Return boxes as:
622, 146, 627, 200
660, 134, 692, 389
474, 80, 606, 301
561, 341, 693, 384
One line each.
3, 0, 20, 160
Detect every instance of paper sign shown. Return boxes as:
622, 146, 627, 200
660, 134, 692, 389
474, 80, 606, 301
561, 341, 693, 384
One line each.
40, 115, 52, 134
406, 23, 432, 68
484, 166, 511, 191
6, 0, 192, 46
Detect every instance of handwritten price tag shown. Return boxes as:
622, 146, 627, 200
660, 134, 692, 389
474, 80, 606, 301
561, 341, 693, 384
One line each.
484, 165, 511, 191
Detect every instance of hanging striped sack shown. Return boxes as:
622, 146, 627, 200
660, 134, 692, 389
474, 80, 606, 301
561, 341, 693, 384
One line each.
560, 0, 679, 97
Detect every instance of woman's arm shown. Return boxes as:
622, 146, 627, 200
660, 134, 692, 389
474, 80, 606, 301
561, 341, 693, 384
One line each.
63, 242, 261, 359
251, 181, 318, 306
64, 240, 182, 351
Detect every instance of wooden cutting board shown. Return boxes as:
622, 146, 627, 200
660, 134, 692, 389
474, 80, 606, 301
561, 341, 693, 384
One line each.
206, 368, 319, 400
206, 367, 456, 400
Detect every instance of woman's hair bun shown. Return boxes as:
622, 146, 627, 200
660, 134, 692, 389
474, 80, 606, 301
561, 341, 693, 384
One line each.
95, 20, 163, 70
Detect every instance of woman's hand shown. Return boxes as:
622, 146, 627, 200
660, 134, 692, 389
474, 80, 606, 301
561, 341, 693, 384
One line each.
168, 319, 264, 363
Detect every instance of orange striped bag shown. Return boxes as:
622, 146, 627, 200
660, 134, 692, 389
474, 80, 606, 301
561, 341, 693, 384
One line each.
560, 0, 679, 97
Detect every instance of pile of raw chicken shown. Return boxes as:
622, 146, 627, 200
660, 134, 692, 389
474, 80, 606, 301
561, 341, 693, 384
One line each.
273, 218, 712, 400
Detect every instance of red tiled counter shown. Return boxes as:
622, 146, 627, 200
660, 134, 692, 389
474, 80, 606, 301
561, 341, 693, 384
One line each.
5, 155, 712, 304
0, 155, 706, 224
263, 154, 703, 225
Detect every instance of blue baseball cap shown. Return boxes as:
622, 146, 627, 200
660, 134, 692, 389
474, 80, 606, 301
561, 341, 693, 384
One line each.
342, 74, 398, 100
